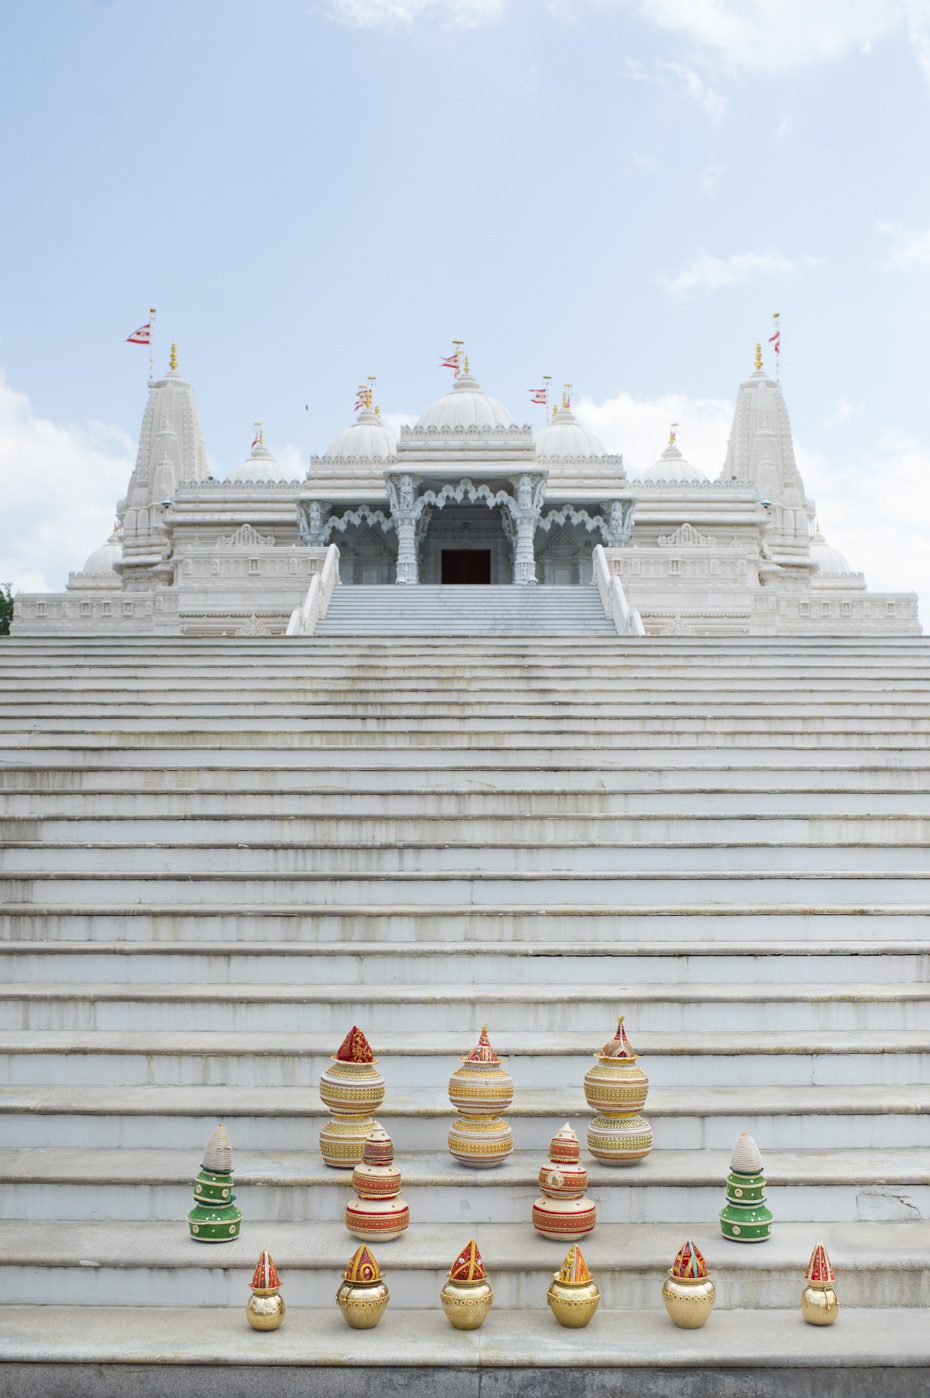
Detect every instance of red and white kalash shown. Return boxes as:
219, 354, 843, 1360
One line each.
532, 1123, 597, 1242
319, 1026, 386, 1169
345, 1126, 410, 1242
448, 1026, 514, 1168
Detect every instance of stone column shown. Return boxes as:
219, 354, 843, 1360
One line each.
511, 474, 544, 585
387, 475, 420, 585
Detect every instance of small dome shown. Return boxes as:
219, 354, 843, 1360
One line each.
323, 408, 397, 460
81, 534, 121, 575
810, 533, 853, 575
535, 406, 605, 459
640, 441, 708, 484
226, 443, 294, 484
415, 370, 514, 432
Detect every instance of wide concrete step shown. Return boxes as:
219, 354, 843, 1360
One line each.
3, 1079, 923, 1146
1, 1219, 926, 1308
6, 812, 930, 843
2, 1305, 927, 1394
3, 870, 928, 908
5, 905, 928, 944
1, 940, 923, 986
2, 1148, 925, 1224
1, 1030, 926, 1096
0, 980, 926, 1034
4, 840, 928, 876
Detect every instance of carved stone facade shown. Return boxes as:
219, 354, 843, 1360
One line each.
11, 348, 921, 636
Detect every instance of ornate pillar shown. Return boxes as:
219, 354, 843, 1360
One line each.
510, 474, 545, 585
387, 474, 420, 585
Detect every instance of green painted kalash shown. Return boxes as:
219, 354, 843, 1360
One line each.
188, 1123, 242, 1242
719, 1131, 773, 1243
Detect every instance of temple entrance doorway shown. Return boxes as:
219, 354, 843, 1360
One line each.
441, 549, 492, 585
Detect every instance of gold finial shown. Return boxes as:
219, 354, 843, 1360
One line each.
562, 383, 572, 410
754, 342, 762, 372
169, 342, 178, 372
669, 421, 678, 447
464, 353, 470, 374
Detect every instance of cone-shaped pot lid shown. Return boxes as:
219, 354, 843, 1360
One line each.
599, 1015, 638, 1060
202, 1123, 232, 1173
730, 1131, 764, 1174
449, 1239, 486, 1280
335, 1026, 376, 1063
250, 1250, 281, 1290
558, 1244, 591, 1284
344, 1245, 382, 1282
806, 1242, 836, 1283
462, 1025, 502, 1064
671, 1240, 708, 1279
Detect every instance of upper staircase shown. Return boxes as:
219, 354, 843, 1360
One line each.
1, 633, 929, 1388
314, 584, 617, 635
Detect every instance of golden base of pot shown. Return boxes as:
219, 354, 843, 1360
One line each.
336, 1278, 390, 1329
662, 1274, 717, 1329
547, 1278, 601, 1328
802, 1283, 839, 1325
246, 1290, 285, 1330
440, 1277, 494, 1330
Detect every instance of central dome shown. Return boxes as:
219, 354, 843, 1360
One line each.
640, 441, 708, 484
416, 370, 515, 432
323, 408, 397, 461
227, 443, 295, 484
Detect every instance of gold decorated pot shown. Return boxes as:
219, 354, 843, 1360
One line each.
337, 1277, 390, 1328
440, 1276, 494, 1330
547, 1275, 601, 1328
802, 1281, 839, 1325
448, 1114, 513, 1168
320, 1114, 381, 1170
246, 1290, 285, 1331
662, 1273, 717, 1329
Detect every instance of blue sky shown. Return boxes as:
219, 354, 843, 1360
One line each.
1, 0, 929, 615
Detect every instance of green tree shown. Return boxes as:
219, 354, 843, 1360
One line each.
0, 584, 13, 636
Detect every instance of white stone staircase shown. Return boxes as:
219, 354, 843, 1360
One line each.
313, 583, 617, 634
0, 634, 929, 1392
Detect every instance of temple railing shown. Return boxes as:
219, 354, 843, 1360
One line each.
285, 543, 340, 636
593, 544, 645, 636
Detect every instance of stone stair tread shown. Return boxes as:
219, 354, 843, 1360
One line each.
4, 938, 927, 957
2, 979, 925, 1005
1, 1218, 926, 1271
6, 901, 929, 917
0, 1304, 926, 1370
1, 1146, 927, 1188
3, 1028, 929, 1057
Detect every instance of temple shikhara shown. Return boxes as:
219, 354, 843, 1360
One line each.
11, 342, 919, 637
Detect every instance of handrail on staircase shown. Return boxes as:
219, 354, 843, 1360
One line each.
285, 543, 341, 636
592, 544, 645, 637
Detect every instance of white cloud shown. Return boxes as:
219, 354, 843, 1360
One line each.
700, 161, 726, 195
329, 0, 504, 26
636, 0, 929, 75
574, 388, 733, 477
659, 247, 814, 294
879, 221, 930, 268
624, 55, 727, 121
799, 436, 930, 617
0, 372, 134, 595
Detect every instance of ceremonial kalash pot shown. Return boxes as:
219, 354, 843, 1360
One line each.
345, 1125, 410, 1242
187, 1123, 242, 1242
246, 1250, 285, 1331
447, 1026, 514, 1168
802, 1242, 839, 1326
337, 1245, 390, 1329
319, 1025, 385, 1169
662, 1240, 717, 1329
532, 1123, 597, 1241
584, 1016, 653, 1164
719, 1131, 774, 1243
547, 1244, 601, 1328
440, 1240, 494, 1330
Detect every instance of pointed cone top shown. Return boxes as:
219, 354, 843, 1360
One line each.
601, 1015, 637, 1060
362, 1125, 394, 1166
344, 1245, 382, 1283
671, 1240, 708, 1279
730, 1131, 764, 1174
463, 1024, 501, 1064
549, 1122, 581, 1164
202, 1122, 232, 1173
250, 1250, 281, 1291
335, 1026, 375, 1063
449, 1240, 486, 1281
806, 1242, 835, 1284
558, 1244, 591, 1284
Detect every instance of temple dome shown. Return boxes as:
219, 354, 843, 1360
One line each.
640, 441, 708, 484
810, 533, 853, 575
323, 408, 397, 460
81, 533, 121, 575
535, 406, 605, 459
226, 443, 294, 484
416, 370, 515, 432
